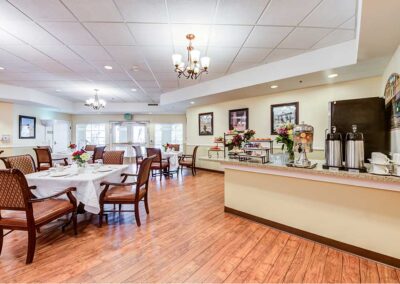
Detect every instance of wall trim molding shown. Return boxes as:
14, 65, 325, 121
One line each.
224, 206, 400, 269
197, 167, 224, 174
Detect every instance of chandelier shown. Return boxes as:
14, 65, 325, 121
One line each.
172, 34, 210, 80
85, 89, 106, 110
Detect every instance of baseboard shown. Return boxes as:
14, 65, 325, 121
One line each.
196, 167, 224, 174
224, 206, 400, 268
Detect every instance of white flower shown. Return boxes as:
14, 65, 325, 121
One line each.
80, 152, 91, 162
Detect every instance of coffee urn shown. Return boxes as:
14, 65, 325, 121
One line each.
345, 124, 366, 172
323, 126, 343, 169
293, 122, 314, 168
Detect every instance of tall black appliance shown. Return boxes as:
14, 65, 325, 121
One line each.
329, 97, 390, 162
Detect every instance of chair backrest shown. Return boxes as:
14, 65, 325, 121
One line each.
33, 147, 53, 167
192, 146, 199, 163
0, 150, 4, 156
132, 145, 143, 157
85, 145, 96, 151
170, 144, 180, 151
146, 148, 161, 163
92, 146, 106, 162
103, 151, 124, 165
136, 156, 154, 190
37, 145, 53, 153
0, 169, 31, 211
0, 154, 36, 175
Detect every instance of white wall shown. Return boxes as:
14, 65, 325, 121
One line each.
382, 45, 400, 153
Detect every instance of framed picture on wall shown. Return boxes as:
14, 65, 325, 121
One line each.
229, 108, 249, 131
270, 102, 299, 135
199, 112, 214, 135
19, 115, 36, 139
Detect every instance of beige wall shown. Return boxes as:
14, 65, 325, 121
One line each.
382, 45, 400, 153
186, 76, 382, 167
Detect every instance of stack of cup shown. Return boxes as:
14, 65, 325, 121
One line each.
368, 152, 391, 175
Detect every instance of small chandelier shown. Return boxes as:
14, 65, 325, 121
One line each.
172, 34, 210, 80
85, 89, 106, 110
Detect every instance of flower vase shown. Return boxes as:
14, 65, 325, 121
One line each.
286, 150, 295, 163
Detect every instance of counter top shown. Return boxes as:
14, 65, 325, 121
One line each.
200, 156, 400, 192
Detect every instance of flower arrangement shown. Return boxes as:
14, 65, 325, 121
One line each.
226, 134, 244, 150
275, 123, 295, 160
162, 143, 171, 152
68, 143, 77, 150
243, 129, 256, 141
72, 149, 91, 167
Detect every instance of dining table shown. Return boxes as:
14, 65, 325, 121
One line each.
162, 150, 183, 170
25, 164, 129, 214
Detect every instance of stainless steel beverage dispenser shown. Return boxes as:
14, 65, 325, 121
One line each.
323, 126, 343, 169
345, 125, 366, 172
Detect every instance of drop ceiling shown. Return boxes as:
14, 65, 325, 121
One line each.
0, 0, 357, 104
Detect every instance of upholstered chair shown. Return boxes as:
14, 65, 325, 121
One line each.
146, 148, 170, 181
0, 169, 77, 264
84, 145, 96, 151
37, 145, 53, 153
92, 146, 106, 163
178, 146, 199, 176
33, 148, 68, 171
0, 154, 37, 175
103, 151, 125, 165
170, 144, 180, 151
98, 156, 154, 227
132, 145, 144, 173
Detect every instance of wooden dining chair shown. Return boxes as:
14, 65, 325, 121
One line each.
178, 146, 199, 176
37, 145, 53, 153
170, 144, 180, 151
0, 150, 4, 156
84, 145, 96, 151
0, 154, 37, 175
98, 156, 154, 227
103, 151, 125, 165
146, 148, 170, 181
92, 146, 106, 163
0, 169, 77, 264
33, 147, 68, 171
132, 145, 144, 173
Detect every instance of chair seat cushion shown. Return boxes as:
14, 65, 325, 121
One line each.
0, 199, 74, 228
150, 161, 168, 169
39, 164, 51, 171
104, 185, 146, 203
179, 159, 193, 166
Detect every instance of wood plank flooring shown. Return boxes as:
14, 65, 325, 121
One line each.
1, 169, 399, 283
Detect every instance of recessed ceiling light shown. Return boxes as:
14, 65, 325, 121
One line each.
130, 88, 137, 92
131, 65, 139, 72
0, 66, 5, 70
104, 65, 113, 70
328, 73, 338, 78
190, 101, 195, 105
270, 85, 278, 89
55, 89, 61, 92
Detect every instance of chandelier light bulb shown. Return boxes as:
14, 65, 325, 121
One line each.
172, 54, 182, 66
190, 49, 200, 62
201, 56, 210, 69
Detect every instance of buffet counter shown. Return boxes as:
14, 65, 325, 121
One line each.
200, 156, 400, 267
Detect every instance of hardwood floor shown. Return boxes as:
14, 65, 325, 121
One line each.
1, 169, 399, 283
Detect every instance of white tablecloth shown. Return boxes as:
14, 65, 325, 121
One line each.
26, 164, 129, 214
162, 151, 183, 169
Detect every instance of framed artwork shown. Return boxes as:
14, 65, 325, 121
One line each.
229, 108, 249, 131
19, 115, 36, 139
270, 102, 299, 134
199, 112, 214, 136
384, 73, 399, 105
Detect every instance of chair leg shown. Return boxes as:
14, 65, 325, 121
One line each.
192, 167, 195, 176
119, 204, 122, 212
98, 205, 104, 228
26, 227, 36, 264
72, 212, 78, 235
0, 227, 3, 256
159, 168, 162, 181
144, 195, 150, 214
134, 202, 141, 226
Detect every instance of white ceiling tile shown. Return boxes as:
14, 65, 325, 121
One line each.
312, 29, 356, 49
208, 59, 231, 73
171, 24, 210, 46
258, 0, 320, 26
215, 0, 269, 25
229, 61, 258, 73
89, 60, 125, 73
137, 80, 160, 88
0, 21, 61, 45
69, 45, 112, 61
209, 25, 252, 47
301, 0, 357, 28
31, 59, 72, 73
158, 80, 178, 88
245, 26, 293, 48
103, 45, 144, 64
206, 47, 240, 62
114, 0, 168, 23
128, 69, 156, 81
34, 45, 82, 60
84, 23, 135, 45
168, 0, 217, 24
279, 27, 331, 49
9, 0, 76, 21
41, 22, 97, 45
0, 29, 23, 44
61, 59, 99, 73
340, 16, 356, 29
154, 72, 178, 81
147, 60, 172, 73
265, 48, 307, 63
141, 46, 173, 62
0, 1, 31, 23
174, 45, 207, 59
113, 81, 138, 88
200, 72, 224, 81
0, 44, 51, 61
128, 23, 172, 46
62, 0, 123, 22
0, 60, 42, 72
235, 47, 272, 63
178, 79, 198, 87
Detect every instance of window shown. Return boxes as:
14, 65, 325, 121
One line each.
154, 124, 183, 148
76, 123, 106, 149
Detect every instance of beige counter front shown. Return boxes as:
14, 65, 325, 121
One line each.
212, 158, 400, 266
